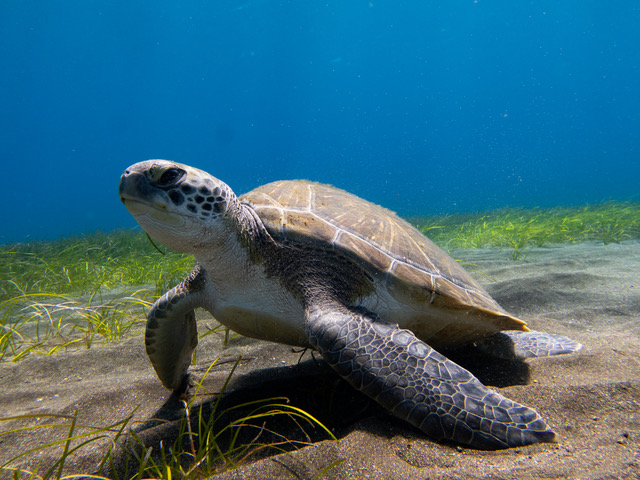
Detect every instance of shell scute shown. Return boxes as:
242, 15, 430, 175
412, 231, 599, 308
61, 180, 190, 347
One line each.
335, 231, 393, 272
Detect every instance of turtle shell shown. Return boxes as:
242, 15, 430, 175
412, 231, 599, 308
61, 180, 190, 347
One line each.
240, 180, 526, 343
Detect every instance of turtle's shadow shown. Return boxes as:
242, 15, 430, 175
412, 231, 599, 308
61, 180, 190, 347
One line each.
106, 352, 530, 476
442, 344, 532, 388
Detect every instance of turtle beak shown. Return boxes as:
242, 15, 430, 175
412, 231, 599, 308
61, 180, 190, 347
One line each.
119, 165, 165, 211
120, 167, 153, 203
120, 170, 154, 217
120, 165, 186, 228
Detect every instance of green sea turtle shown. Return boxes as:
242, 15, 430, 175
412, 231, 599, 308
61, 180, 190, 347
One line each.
119, 160, 582, 449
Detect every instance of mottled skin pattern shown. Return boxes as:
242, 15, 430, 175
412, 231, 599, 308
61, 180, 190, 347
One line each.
119, 159, 582, 450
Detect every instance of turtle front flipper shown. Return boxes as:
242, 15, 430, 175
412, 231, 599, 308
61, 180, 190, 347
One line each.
146, 265, 209, 391
476, 330, 583, 360
305, 303, 556, 449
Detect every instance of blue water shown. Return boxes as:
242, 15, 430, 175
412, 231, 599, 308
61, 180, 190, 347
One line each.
1, 1, 639, 243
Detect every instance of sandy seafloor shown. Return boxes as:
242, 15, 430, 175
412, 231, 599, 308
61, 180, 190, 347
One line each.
1, 241, 639, 479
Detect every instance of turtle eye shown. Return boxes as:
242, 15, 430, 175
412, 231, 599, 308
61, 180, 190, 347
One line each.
156, 167, 185, 187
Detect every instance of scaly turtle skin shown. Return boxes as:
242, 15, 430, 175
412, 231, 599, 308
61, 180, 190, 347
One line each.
119, 159, 582, 449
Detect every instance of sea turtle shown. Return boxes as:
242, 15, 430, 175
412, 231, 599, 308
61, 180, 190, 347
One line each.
119, 160, 582, 449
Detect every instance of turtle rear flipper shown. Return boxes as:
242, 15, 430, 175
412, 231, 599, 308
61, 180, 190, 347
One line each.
305, 303, 557, 449
476, 330, 583, 360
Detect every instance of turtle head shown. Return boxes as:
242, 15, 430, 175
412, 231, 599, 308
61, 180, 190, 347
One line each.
119, 160, 238, 253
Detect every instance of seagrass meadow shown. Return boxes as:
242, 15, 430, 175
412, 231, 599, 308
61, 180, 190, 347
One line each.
411, 201, 640, 259
1, 201, 639, 365
1, 201, 639, 479
4, 201, 639, 298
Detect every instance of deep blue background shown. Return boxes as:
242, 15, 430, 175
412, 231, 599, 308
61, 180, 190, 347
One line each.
1, 1, 639, 243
